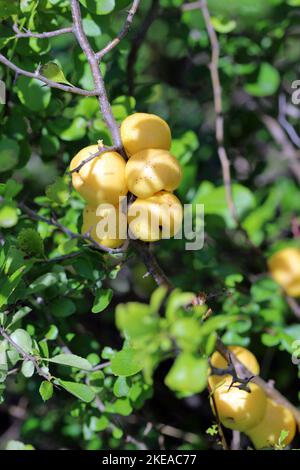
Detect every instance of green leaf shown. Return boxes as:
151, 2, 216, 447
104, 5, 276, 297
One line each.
170, 318, 203, 352
0, 202, 18, 228
0, 264, 27, 308
58, 380, 95, 402
194, 182, 255, 228
111, 349, 143, 377
0, 137, 19, 173
39, 381, 53, 402
116, 302, 159, 341
79, 0, 115, 15
51, 298, 76, 318
0, 0, 18, 19
47, 354, 92, 370
211, 17, 236, 33
40, 62, 73, 86
46, 177, 69, 205
10, 329, 33, 354
92, 288, 113, 313
83, 18, 102, 37
199, 315, 239, 336
113, 376, 130, 397
49, 117, 87, 141
21, 360, 35, 378
16, 76, 51, 112
245, 63, 280, 97
2, 179, 23, 199
165, 353, 208, 395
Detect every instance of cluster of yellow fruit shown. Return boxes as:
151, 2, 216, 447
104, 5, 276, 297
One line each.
208, 346, 296, 449
268, 247, 300, 298
70, 113, 183, 248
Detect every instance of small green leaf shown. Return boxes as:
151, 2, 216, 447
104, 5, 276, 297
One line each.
21, 360, 35, 378
0, 138, 19, 173
111, 349, 143, 377
0, 202, 18, 228
40, 62, 73, 86
165, 354, 208, 395
92, 288, 113, 313
113, 376, 130, 398
79, 0, 115, 15
58, 380, 95, 402
10, 329, 32, 354
39, 381, 53, 401
245, 63, 280, 97
51, 298, 76, 318
45, 177, 69, 205
47, 354, 92, 370
16, 76, 51, 112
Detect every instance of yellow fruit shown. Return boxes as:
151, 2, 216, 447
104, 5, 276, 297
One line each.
268, 247, 300, 297
82, 204, 126, 249
128, 191, 183, 242
125, 148, 182, 199
246, 398, 296, 449
211, 377, 267, 431
120, 113, 171, 156
70, 145, 127, 206
208, 346, 260, 388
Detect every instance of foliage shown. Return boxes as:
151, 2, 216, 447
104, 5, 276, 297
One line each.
0, 0, 300, 451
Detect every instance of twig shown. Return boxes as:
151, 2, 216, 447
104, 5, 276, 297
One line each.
69, 145, 116, 173
17, 200, 126, 254
261, 114, 300, 185
0, 326, 51, 381
70, 0, 123, 152
278, 94, 300, 149
95, 0, 141, 61
127, 0, 159, 96
0, 53, 97, 96
131, 240, 173, 291
13, 23, 73, 39
196, 0, 238, 223
285, 296, 300, 320
207, 382, 230, 450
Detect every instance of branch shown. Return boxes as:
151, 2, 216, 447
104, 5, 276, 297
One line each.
215, 338, 300, 426
131, 240, 174, 291
207, 381, 230, 450
95, 0, 141, 61
261, 114, 300, 185
13, 23, 73, 39
0, 53, 97, 96
278, 93, 300, 149
17, 200, 126, 254
70, 0, 123, 152
184, 0, 238, 223
127, 0, 159, 96
69, 145, 116, 173
0, 326, 51, 381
